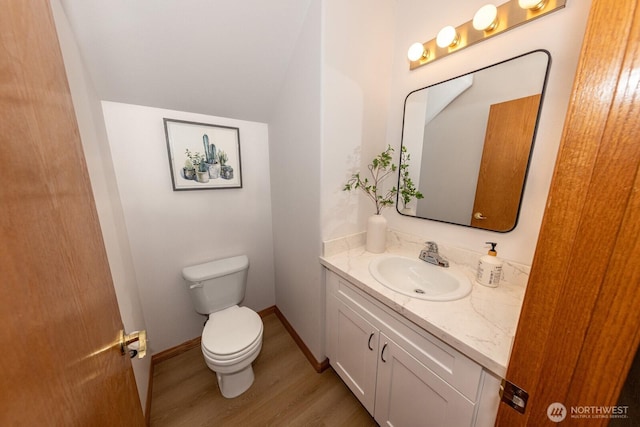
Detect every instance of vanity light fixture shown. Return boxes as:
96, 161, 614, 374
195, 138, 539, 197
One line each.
408, 0, 566, 70
436, 26, 460, 48
407, 42, 429, 61
473, 4, 499, 31
518, 0, 548, 10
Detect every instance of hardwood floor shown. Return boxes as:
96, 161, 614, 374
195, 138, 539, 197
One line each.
150, 313, 377, 426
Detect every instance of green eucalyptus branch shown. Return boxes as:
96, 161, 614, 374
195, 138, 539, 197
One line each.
343, 145, 398, 215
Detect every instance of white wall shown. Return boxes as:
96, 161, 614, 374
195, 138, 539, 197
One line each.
383, 0, 593, 265
50, 0, 151, 411
269, 0, 324, 361
102, 102, 275, 353
268, 0, 398, 362
321, 0, 397, 240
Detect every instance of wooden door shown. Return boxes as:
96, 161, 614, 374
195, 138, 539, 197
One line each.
471, 94, 541, 231
496, 0, 640, 425
0, 1, 144, 425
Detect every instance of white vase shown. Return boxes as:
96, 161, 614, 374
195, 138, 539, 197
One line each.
366, 214, 387, 253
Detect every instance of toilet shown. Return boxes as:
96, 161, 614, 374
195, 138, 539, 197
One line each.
182, 255, 263, 398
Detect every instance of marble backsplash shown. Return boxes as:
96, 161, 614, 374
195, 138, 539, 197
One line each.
323, 229, 531, 288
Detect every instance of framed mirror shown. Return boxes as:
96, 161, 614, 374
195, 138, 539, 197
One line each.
397, 50, 551, 232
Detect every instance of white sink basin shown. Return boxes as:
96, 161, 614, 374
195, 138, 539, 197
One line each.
369, 255, 472, 301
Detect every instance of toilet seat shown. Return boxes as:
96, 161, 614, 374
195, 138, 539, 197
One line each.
202, 330, 262, 362
202, 337, 261, 367
201, 305, 263, 361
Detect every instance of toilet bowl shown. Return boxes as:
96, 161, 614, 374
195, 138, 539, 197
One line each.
182, 255, 263, 398
200, 305, 263, 398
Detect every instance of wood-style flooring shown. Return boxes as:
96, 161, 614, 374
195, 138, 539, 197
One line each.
149, 313, 377, 426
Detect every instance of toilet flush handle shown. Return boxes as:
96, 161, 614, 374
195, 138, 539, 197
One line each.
189, 282, 204, 289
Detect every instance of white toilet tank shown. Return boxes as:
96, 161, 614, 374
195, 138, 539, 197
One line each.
182, 255, 249, 315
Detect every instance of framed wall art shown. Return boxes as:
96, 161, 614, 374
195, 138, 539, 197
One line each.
164, 118, 242, 190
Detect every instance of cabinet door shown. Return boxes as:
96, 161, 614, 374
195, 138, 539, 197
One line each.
331, 297, 379, 414
375, 333, 475, 427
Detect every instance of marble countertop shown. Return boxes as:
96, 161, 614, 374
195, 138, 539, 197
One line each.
319, 231, 529, 377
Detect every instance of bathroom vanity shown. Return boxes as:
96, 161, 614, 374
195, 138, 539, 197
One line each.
320, 232, 529, 427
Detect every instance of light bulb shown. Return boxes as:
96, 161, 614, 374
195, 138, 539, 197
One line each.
407, 42, 428, 61
436, 26, 459, 48
473, 4, 499, 31
518, 0, 547, 10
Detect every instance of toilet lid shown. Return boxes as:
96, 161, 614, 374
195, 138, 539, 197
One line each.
202, 306, 262, 356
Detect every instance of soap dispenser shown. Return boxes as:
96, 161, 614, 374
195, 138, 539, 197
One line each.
476, 242, 503, 287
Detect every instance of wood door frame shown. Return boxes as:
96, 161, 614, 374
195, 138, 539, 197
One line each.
496, 0, 640, 425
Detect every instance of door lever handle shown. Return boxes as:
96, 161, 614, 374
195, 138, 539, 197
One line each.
474, 212, 487, 220
119, 330, 147, 359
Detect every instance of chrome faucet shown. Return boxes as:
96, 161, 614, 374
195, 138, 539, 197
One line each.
419, 241, 449, 268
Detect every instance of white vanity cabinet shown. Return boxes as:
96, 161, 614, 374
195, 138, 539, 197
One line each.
325, 270, 501, 427
374, 333, 477, 426
330, 297, 379, 413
